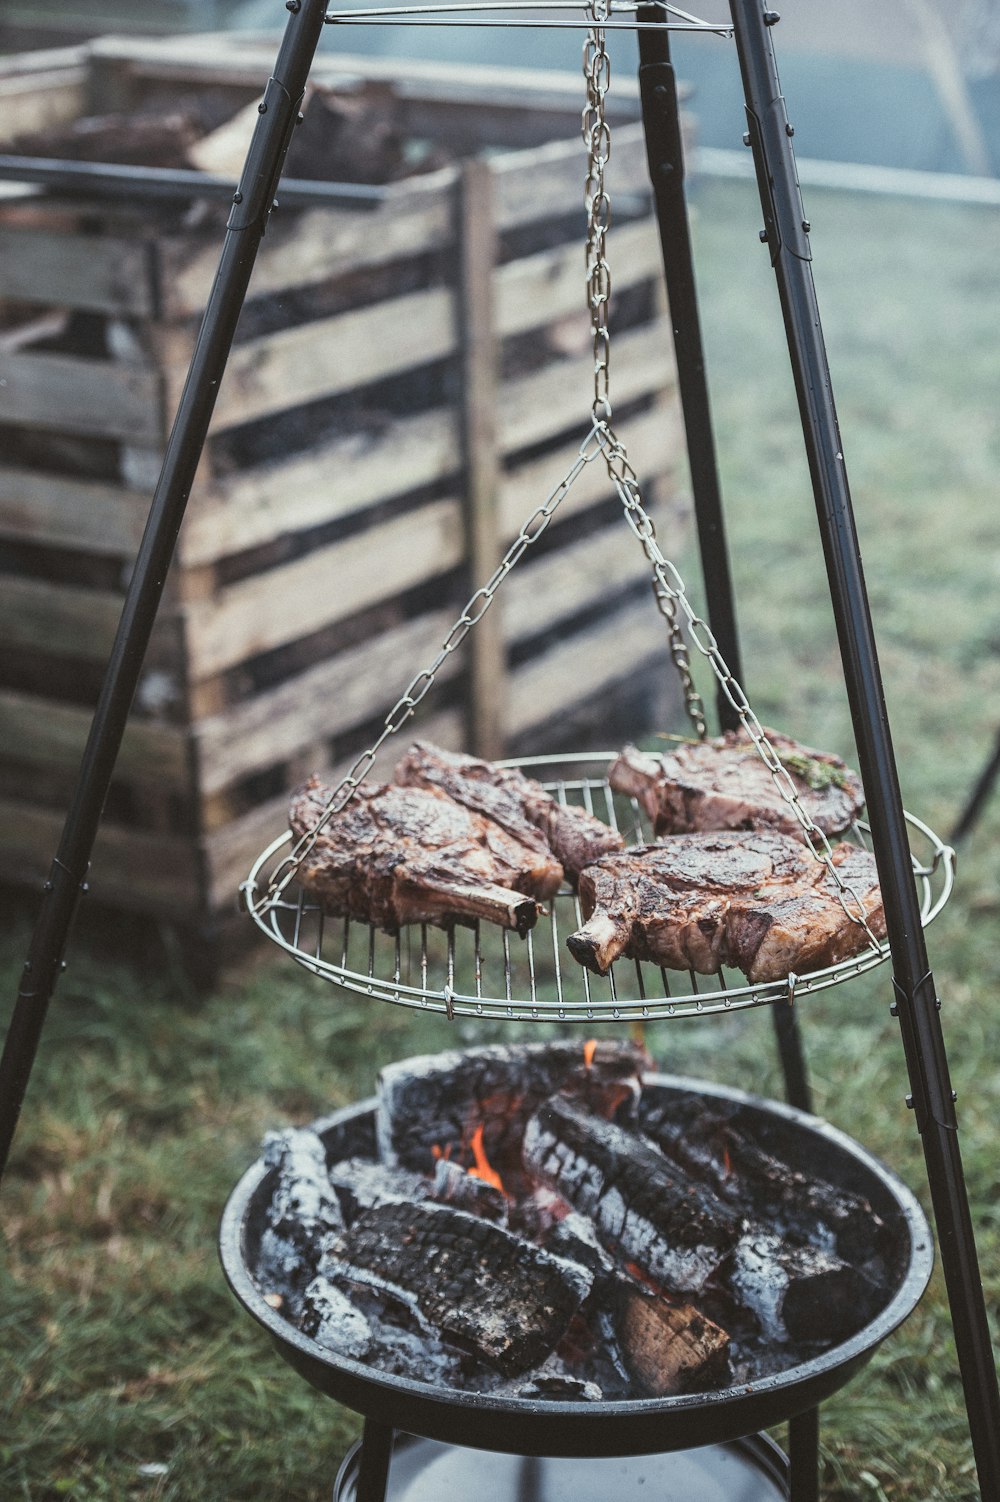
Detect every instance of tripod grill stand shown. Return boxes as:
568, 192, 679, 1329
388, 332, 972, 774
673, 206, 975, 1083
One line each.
0, 0, 997, 1495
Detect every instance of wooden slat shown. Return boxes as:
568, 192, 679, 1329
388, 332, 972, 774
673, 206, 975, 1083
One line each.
0, 65, 87, 141
0, 796, 200, 915
499, 399, 683, 543
507, 594, 669, 740
0, 687, 189, 789
183, 497, 464, 683
0, 466, 149, 555
178, 316, 675, 568
496, 217, 661, 340
0, 224, 156, 316
498, 316, 677, 456
503, 519, 653, 644
195, 285, 455, 435
179, 406, 458, 568
160, 187, 453, 321
0, 574, 183, 670
194, 607, 457, 798
0, 350, 163, 441
491, 124, 651, 232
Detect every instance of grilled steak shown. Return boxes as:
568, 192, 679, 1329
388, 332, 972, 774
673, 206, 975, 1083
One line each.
394, 741, 624, 885
566, 830, 884, 981
609, 727, 865, 841
289, 775, 561, 936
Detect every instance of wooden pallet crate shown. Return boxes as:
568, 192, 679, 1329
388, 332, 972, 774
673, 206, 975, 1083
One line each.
0, 34, 690, 933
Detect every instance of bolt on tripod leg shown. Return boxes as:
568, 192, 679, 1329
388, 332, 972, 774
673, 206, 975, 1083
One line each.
0, 0, 329, 1188
730, 1, 1000, 1494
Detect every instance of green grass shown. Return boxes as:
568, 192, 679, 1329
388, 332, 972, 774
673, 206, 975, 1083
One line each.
2, 176, 1000, 1499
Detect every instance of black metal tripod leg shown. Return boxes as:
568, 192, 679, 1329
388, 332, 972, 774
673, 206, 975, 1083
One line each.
788, 1407, 820, 1502
731, 2, 1000, 1494
0, 0, 329, 1188
637, 4, 812, 1114
355, 1420, 395, 1502
637, 6, 745, 735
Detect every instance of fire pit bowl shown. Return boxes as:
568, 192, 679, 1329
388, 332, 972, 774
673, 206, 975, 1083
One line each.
219, 1073, 932, 1458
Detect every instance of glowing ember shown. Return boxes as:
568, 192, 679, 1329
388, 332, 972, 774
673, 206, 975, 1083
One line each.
468, 1123, 505, 1193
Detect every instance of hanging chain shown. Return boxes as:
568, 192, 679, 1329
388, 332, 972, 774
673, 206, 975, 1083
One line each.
580, 12, 879, 946
583, 14, 707, 738
263, 424, 605, 902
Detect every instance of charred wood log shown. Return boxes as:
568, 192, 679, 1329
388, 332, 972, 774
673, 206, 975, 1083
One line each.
299, 1275, 373, 1359
432, 1158, 509, 1224
640, 1094, 888, 1264
324, 1199, 593, 1375
727, 1232, 880, 1345
522, 1094, 742, 1293
328, 1157, 432, 1222
256, 1127, 345, 1309
377, 1039, 649, 1185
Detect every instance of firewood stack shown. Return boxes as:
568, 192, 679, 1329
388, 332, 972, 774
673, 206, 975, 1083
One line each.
253, 1043, 892, 1401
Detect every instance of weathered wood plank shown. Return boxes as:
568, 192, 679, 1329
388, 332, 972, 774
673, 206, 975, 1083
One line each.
503, 518, 653, 644
0, 350, 163, 442
498, 399, 683, 543
178, 316, 675, 568
193, 285, 456, 435
0, 224, 155, 316
499, 320, 677, 460
183, 497, 464, 682
160, 187, 453, 320
179, 406, 458, 568
497, 217, 661, 341
194, 607, 457, 798
507, 594, 671, 740
0, 466, 149, 555
0, 796, 200, 915
0, 65, 87, 142
0, 574, 183, 670
0, 687, 189, 788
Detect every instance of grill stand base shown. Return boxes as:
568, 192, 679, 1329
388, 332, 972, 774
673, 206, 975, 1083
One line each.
337, 1426, 797, 1502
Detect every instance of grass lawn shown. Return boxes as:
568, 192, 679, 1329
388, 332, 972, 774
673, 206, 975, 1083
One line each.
2, 174, 999, 1500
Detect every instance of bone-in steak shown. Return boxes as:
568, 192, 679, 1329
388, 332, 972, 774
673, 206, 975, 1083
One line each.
609, 727, 865, 841
395, 740, 624, 884
289, 775, 560, 936
567, 830, 884, 981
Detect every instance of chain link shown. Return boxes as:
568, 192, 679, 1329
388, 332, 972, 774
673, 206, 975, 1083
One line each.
579, 12, 878, 945
263, 423, 605, 901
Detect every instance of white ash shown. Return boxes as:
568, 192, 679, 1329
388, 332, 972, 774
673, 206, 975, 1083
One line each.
300, 1275, 373, 1360
328, 1156, 431, 1220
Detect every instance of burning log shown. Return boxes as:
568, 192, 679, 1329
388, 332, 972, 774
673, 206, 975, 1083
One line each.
299, 1275, 373, 1360
257, 1127, 345, 1308
328, 1157, 431, 1221
640, 1095, 888, 1264
431, 1157, 509, 1224
376, 1038, 649, 1185
323, 1199, 593, 1376
522, 1094, 742, 1293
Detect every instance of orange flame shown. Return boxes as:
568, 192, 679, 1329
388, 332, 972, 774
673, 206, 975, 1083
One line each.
583, 1038, 597, 1070
467, 1123, 505, 1193
431, 1142, 452, 1162
721, 1143, 732, 1179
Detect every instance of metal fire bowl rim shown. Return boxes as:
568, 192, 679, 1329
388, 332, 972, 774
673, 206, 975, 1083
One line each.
240, 754, 955, 1025
218, 1071, 934, 1457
